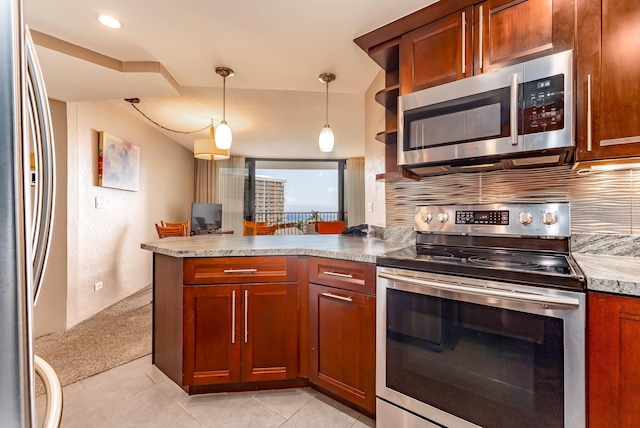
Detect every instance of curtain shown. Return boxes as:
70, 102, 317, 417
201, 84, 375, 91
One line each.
194, 159, 215, 203
346, 157, 365, 226
214, 156, 246, 235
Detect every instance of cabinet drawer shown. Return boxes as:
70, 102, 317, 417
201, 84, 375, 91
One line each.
184, 256, 297, 284
308, 257, 376, 295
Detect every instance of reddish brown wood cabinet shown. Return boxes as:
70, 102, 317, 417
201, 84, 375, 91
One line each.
308, 258, 376, 415
183, 282, 298, 386
576, 0, 640, 162
400, 7, 472, 94
355, 0, 574, 180
153, 255, 299, 392
474, 0, 573, 74
588, 292, 640, 426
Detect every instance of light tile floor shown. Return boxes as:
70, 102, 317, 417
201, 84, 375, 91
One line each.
36, 355, 375, 428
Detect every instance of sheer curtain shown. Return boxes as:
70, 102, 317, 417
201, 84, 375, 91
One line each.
346, 157, 365, 226
194, 159, 216, 203
214, 156, 245, 234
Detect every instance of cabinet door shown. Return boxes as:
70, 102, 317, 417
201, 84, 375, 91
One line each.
309, 284, 376, 413
588, 292, 640, 426
183, 285, 241, 385
241, 283, 299, 382
474, 0, 572, 74
400, 7, 472, 94
576, 0, 640, 161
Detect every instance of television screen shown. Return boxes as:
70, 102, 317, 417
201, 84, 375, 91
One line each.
190, 203, 222, 234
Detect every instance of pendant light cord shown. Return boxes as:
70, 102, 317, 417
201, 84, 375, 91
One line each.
325, 80, 329, 125
126, 100, 210, 134
222, 76, 227, 122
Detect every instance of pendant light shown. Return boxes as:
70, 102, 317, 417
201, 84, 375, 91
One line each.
214, 67, 234, 150
194, 120, 230, 160
318, 72, 336, 153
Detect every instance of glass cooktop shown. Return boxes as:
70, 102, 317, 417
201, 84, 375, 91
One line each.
377, 244, 585, 291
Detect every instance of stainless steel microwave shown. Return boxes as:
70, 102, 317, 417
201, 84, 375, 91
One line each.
398, 50, 574, 176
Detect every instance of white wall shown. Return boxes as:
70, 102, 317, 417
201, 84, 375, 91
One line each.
33, 99, 68, 337
64, 100, 194, 327
364, 70, 386, 226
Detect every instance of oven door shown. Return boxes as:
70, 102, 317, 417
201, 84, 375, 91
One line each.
376, 267, 585, 428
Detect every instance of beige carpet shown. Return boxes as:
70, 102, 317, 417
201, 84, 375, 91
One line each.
34, 285, 152, 395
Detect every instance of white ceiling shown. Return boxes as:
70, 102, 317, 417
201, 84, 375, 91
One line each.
24, 0, 438, 158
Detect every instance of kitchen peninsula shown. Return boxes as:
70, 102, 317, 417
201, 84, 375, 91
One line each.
141, 234, 410, 416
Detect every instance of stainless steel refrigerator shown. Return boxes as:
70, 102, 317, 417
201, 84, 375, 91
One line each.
1, 0, 61, 426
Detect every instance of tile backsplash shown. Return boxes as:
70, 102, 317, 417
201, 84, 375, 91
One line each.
386, 165, 639, 235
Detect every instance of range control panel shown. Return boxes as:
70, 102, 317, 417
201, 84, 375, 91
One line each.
415, 203, 571, 237
456, 210, 509, 225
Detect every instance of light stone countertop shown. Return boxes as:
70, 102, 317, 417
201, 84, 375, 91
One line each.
141, 234, 412, 264
573, 253, 640, 297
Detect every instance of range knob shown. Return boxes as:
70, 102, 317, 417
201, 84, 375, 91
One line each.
421, 212, 434, 223
542, 211, 558, 225
437, 212, 449, 223
518, 212, 533, 225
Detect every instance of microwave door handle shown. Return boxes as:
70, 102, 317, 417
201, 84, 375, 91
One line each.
510, 73, 519, 146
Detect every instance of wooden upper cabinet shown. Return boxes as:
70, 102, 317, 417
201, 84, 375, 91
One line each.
576, 0, 640, 162
473, 0, 573, 74
400, 8, 473, 94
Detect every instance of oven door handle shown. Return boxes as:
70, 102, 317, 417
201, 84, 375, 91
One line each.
378, 271, 580, 309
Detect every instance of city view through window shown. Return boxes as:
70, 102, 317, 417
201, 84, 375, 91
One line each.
248, 160, 346, 233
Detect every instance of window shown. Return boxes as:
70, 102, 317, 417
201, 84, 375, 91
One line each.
244, 159, 347, 230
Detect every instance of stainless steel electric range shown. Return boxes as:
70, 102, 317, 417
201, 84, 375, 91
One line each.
376, 203, 586, 428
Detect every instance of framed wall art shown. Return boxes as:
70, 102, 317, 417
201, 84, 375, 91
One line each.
98, 131, 140, 191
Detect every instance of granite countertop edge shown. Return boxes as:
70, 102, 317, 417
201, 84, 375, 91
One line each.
141, 235, 412, 264
572, 253, 640, 297
141, 234, 640, 297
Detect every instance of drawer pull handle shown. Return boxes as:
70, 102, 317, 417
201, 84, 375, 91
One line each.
231, 290, 236, 344
322, 292, 353, 302
223, 268, 258, 274
244, 289, 249, 343
322, 271, 353, 279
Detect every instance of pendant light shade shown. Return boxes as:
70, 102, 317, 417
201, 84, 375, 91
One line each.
215, 120, 232, 150
318, 73, 336, 153
319, 125, 334, 153
215, 67, 234, 150
194, 124, 230, 160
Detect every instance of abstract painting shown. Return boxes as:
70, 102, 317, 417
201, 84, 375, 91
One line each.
98, 131, 140, 191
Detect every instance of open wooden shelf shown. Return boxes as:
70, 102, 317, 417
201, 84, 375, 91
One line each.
375, 167, 420, 182
374, 85, 400, 110
367, 39, 400, 72
375, 129, 397, 144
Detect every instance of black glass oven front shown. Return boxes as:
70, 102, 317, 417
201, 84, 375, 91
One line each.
386, 288, 565, 427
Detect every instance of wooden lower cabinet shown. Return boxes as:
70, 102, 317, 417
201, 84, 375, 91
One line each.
183, 282, 298, 387
183, 285, 241, 385
588, 292, 640, 427
309, 283, 376, 414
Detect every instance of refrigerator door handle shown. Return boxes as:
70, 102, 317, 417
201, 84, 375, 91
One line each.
25, 27, 55, 304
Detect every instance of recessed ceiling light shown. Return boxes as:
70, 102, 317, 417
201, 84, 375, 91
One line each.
98, 14, 122, 29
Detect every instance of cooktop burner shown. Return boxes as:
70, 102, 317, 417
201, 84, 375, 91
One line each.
416, 245, 573, 274
378, 245, 584, 291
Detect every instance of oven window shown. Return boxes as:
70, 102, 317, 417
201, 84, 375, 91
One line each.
386, 288, 564, 427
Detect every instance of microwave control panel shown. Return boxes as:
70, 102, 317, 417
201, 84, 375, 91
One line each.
522, 74, 564, 135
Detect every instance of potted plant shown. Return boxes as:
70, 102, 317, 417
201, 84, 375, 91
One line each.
305, 210, 323, 234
